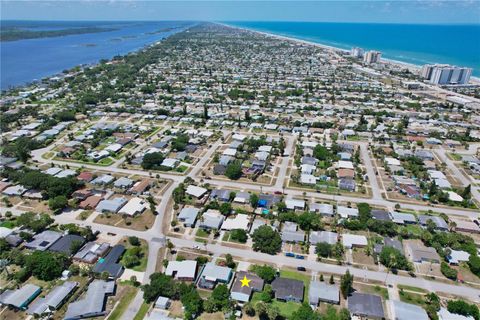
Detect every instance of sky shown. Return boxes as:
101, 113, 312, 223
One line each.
1, 0, 480, 24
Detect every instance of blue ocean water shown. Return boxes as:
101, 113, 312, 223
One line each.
226, 21, 480, 77
1, 21, 194, 90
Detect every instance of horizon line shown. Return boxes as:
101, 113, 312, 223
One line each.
2, 19, 480, 26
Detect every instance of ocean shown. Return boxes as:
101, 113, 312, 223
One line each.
0, 21, 194, 90
225, 21, 480, 77
2, 21, 479, 90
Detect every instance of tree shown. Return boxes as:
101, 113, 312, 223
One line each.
340, 270, 354, 298
252, 225, 282, 255
298, 211, 323, 231
329, 274, 335, 284
252, 264, 277, 283
219, 202, 232, 216
291, 303, 322, 320
179, 285, 203, 319
447, 300, 479, 320
128, 236, 140, 246
48, 195, 68, 212
204, 284, 231, 313
173, 183, 186, 204
143, 272, 175, 302
141, 152, 164, 170
250, 193, 259, 208
16, 212, 53, 233
225, 161, 243, 180
313, 145, 330, 161
230, 229, 248, 243
440, 262, 458, 281
468, 254, 480, 277
316, 242, 333, 258
225, 254, 236, 269
379, 246, 410, 271
25, 251, 69, 281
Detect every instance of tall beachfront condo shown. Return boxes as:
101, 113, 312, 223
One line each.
363, 50, 382, 64
421, 64, 472, 85
350, 47, 364, 58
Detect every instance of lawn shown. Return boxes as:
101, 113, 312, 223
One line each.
251, 292, 301, 319
0, 220, 16, 228
196, 229, 210, 238
397, 285, 427, 294
399, 289, 426, 306
280, 269, 310, 301
108, 285, 138, 320
360, 284, 389, 300
120, 238, 149, 272
448, 153, 462, 161
133, 302, 150, 320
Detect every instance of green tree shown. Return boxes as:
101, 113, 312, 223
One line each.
219, 202, 232, 216
204, 284, 231, 312
291, 303, 321, 320
313, 145, 330, 161
252, 264, 277, 283
250, 193, 259, 208
340, 270, 354, 298
252, 225, 282, 255
447, 300, 479, 320
225, 161, 243, 180
25, 251, 69, 281
230, 229, 248, 243
128, 236, 140, 246
379, 246, 410, 271
316, 242, 333, 258
143, 272, 175, 302
440, 262, 458, 281
468, 254, 480, 277
141, 152, 164, 170
48, 195, 68, 212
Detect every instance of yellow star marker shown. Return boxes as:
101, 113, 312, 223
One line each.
240, 275, 251, 287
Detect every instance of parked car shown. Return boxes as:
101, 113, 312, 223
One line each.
297, 266, 306, 271
295, 255, 305, 260
285, 252, 295, 257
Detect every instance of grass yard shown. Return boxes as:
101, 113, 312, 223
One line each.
355, 283, 389, 300
0, 220, 16, 228
76, 210, 93, 221
251, 292, 301, 319
397, 285, 427, 293
133, 302, 151, 320
108, 285, 139, 320
399, 289, 426, 306
120, 237, 149, 272
196, 228, 210, 238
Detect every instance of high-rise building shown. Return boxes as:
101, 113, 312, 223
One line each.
421, 64, 472, 85
363, 51, 381, 64
350, 47, 364, 59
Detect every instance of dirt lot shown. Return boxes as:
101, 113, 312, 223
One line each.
352, 249, 376, 266
94, 210, 156, 231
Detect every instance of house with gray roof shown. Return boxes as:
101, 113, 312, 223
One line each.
281, 221, 305, 243
309, 281, 339, 305
48, 234, 85, 256
25, 230, 62, 251
390, 212, 417, 225
0, 284, 41, 310
310, 231, 338, 245
91, 174, 115, 185
348, 292, 385, 319
405, 241, 440, 264
374, 237, 404, 255
96, 197, 127, 213
197, 262, 233, 290
271, 278, 304, 302
64, 280, 115, 320
210, 189, 231, 202
27, 282, 78, 316
114, 177, 134, 189
165, 260, 197, 281
309, 203, 334, 216
230, 271, 264, 302
418, 215, 448, 231
178, 207, 199, 227
371, 209, 391, 221
73, 242, 110, 264
92, 245, 125, 278
198, 209, 224, 230
390, 300, 428, 320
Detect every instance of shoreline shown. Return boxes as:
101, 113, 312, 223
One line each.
221, 22, 480, 81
